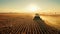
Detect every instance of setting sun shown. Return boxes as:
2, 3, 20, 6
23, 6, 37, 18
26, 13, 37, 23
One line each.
25, 4, 40, 12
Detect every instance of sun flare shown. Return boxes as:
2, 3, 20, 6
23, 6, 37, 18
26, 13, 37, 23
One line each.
26, 4, 40, 12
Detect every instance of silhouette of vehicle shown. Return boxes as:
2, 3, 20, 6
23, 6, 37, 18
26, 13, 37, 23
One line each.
33, 13, 41, 21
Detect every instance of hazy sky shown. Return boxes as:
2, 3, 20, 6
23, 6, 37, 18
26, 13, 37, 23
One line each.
0, 0, 60, 13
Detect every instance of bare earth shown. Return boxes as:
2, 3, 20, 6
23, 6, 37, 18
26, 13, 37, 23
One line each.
0, 13, 60, 34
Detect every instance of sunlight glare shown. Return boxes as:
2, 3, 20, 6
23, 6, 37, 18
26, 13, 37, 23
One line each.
26, 3, 40, 13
